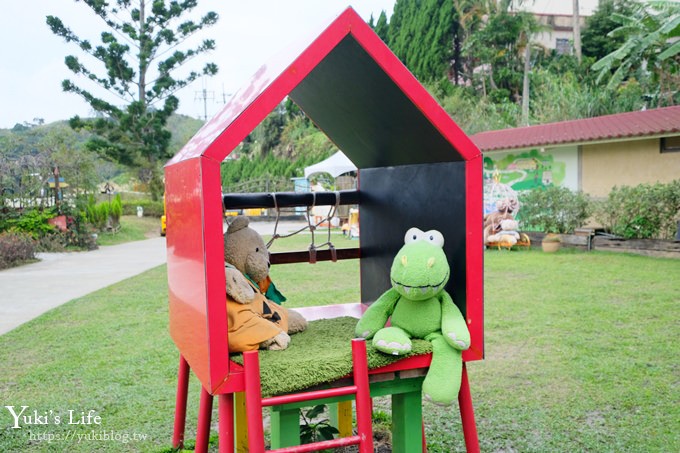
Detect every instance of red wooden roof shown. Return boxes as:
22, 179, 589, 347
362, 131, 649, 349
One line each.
167, 7, 480, 168
471, 106, 680, 152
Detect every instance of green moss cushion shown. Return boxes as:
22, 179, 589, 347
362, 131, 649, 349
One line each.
230, 317, 432, 397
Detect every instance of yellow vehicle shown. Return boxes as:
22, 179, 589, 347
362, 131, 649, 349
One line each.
224, 208, 266, 217
161, 196, 167, 237
244, 208, 266, 216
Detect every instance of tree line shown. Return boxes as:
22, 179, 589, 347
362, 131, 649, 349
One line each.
371, 0, 678, 134
225, 0, 680, 180
4, 1, 678, 203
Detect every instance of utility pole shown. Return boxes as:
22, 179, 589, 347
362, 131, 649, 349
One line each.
573, 0, 582, 63
53, 165, 60, 210
194, 87, 214, 121
521, 44, 531, 126
221, 84, 232, 104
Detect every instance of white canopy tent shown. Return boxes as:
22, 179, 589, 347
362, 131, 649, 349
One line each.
304, 151, 357, 179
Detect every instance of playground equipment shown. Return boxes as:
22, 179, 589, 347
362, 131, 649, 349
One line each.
483, 169, 520, 217
483, 170, 530, 250
164, 7, 483, 452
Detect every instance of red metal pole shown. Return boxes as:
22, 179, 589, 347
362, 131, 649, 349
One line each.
269, 435, 361, 452
263, 385, 358, 407
218, 393, 235, 453
172, 354, 190, 449
243, 350, 266, 452
422, 421, 428, 453
195, 387, 214, 453
458, 363, 480, 453
351, 339, 374, 453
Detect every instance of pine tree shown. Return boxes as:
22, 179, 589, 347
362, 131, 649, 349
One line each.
46, 0, 218, 199
384, 0, 457, 82
582, 0, 635, 60
374, 11, 389, 42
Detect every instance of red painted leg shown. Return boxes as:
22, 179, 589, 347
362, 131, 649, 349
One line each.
351, 339, 374, 453
195, 387, 214, 453
458, 363, 480, 453
243, 351, 266, 452
421, 421, 428, 453
218, 393, 234, 453
172, 354, 190, 449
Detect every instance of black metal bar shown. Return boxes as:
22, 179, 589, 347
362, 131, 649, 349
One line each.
223, 190, 360, 210
270, 248, 360, 265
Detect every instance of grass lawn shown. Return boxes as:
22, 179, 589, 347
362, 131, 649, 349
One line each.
267, 231, 360, 306
0, 244, 678, 452
95, 215, 161, 247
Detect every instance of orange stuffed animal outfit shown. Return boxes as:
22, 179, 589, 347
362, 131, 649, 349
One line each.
223, 216, 307, 353
226, 270, 290, 352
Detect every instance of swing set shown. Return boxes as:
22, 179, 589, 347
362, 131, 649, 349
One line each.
256, 191, 345, 262
164, 8, 483, 452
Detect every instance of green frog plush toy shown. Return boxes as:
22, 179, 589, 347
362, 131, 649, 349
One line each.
355, 227, 470, 405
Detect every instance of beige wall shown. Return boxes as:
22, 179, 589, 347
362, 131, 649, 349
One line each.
582, 138, 680, 198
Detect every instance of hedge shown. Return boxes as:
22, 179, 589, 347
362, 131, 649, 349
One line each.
0, 231, 36, 270
518, 186, 591, 234
594, 180, 680, 240
121, 199, 164, 217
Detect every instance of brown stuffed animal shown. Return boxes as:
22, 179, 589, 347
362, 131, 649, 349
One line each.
483, 198, 517, 244
486, 218, 521, 246
224, 216, 307, 352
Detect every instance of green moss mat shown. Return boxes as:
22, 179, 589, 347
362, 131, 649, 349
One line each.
230, 317, 432, 397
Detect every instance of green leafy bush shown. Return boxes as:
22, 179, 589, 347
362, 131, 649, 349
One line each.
84, 194, 127, 230
594, 180, 680, 239
110, 194, 123, 225
97, 203, 111, 229
70, 214, 98, 250
299, 405, 339, 445
5, 208, 56, 238
0, 231, 36, 269
121, 199, 164, 217
0, 209, 19, 233
518, 186, 591, 234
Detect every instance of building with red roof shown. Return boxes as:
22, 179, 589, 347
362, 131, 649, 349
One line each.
470, 106, 680, 197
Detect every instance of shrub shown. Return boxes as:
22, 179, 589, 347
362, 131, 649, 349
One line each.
100, 203, 112, 228
518, 186, 591, 234
0, 208, 21, 232
121, 199, 164, 217
84, 194, 127, 230
594, 180, 680, 239
35, 233, 68, 252
110, 194, 123, 226
5, 208, 56, 238
67, 212, 98, 250
56, 202, 98, 251
0, 231, 36, 269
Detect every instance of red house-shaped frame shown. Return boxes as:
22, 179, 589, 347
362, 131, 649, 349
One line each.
164, 7, 483, 396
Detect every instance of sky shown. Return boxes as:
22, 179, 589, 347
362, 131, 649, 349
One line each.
0, 0, 601, 129
0, 1, 397, 129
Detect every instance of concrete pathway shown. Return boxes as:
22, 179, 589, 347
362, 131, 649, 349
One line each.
247, 219, 309, 236
0, 220, 310, 336
0, 238, 167, 335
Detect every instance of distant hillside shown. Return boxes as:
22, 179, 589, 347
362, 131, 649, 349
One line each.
0, 114, 205, 159
167, 114, 204, 154
0, 120, 89, 159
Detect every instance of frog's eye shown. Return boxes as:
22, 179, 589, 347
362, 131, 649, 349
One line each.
404, 227, 424, 244
424, 230, 444, 248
